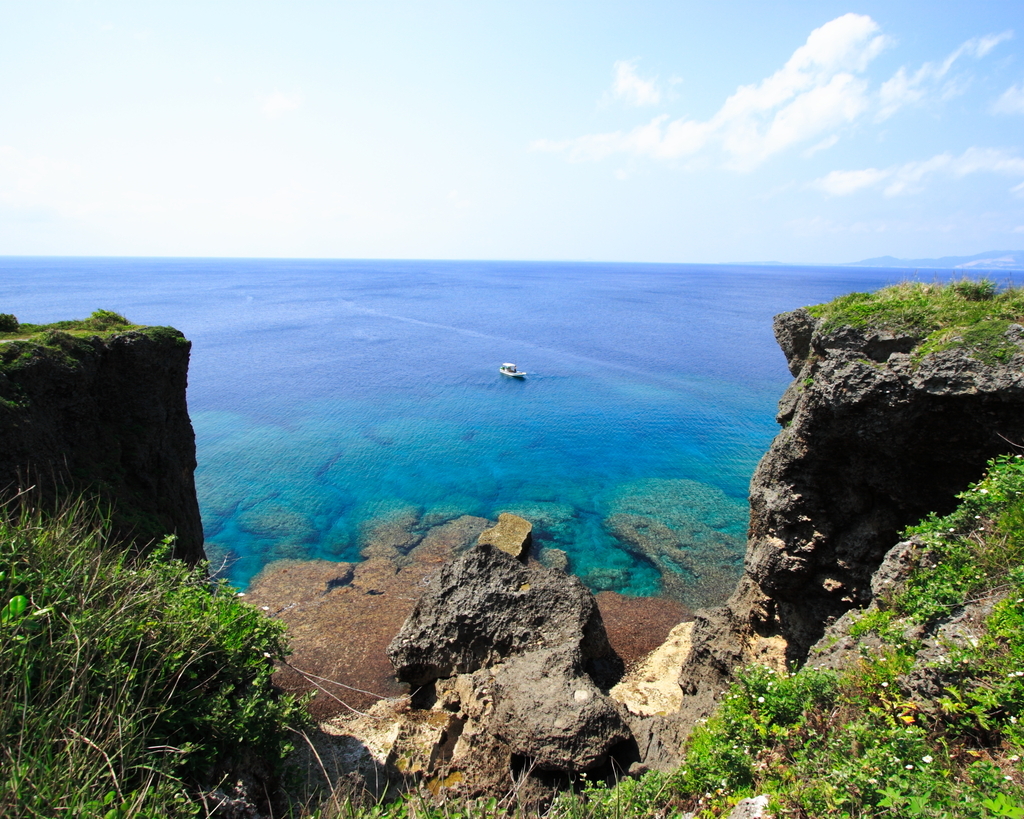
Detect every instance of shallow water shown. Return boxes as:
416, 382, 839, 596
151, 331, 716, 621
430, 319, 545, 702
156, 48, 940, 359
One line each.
1, 257, 919, 604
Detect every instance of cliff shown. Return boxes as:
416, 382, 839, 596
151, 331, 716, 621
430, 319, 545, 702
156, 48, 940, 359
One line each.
674, 281, 1024, 730
0, 314, 204, 563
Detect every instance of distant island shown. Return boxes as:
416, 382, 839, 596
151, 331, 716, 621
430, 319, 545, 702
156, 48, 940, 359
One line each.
845, 249, 1024, 270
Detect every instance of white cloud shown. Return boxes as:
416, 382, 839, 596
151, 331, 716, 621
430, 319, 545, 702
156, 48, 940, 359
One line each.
876, 30, 1012, 120
994, 82, 1024, 114
536, 13, 889, 170
803, 135, 839, 158
260, 91, 303, 118
959, 30, 1013, 60
610, 60, 661, 106
810, 147, 1024, 197
877, 67, 926, 119
811, 167, 890, 196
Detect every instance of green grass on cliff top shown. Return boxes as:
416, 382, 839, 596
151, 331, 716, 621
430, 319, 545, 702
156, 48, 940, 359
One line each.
807, 279, 1024, 365
0, 311, 186, 382
0, 309, 141, 340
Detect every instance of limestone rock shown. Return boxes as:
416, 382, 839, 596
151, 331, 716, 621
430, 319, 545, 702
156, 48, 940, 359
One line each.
0, 328, 203, 563
476, 512, 532, 559
610, 621, 692, 717
674, 310, 1024, 730
804, 536, 1004, 726
381, 540, 633, 787
386, 543, 612, 686
773, 308, 815, 376
490, 646, 631, 770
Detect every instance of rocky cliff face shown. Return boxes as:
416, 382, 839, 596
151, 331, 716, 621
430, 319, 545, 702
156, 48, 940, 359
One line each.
672, 309, 1024, 731
0, 327, 204, 563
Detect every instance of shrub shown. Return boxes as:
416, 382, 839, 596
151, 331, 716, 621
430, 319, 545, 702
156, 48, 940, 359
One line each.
0, 314, 18, 333
0, 500, 308, 818
84, 309, 131, 330
806, 279, 1024, 366
951, 277, 997, 302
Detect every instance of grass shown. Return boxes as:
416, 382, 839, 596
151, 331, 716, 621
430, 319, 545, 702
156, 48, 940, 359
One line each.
326, 453, 1024, 819
0, 310, 192, 375
0, 499, 308, 818
10, 290, 1024, 817
566, 453, 1024, 818
806, 278, 1024, 365
0, 309, 140, 340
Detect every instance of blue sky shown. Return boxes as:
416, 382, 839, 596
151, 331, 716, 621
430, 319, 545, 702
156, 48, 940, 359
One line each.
1, 1, 1022, 263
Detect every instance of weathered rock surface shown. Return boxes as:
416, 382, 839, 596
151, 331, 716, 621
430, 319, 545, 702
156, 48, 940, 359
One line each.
673, 309, 1024, 729
476, 512, 532, 559
387, 543, 612, 686
806, 535, 1002, 717
610, 621, 692, 717
247, 515, 490, 718
489, 645, 631, 770
370, 542, 635, 793
251, 512, 686, 726
0, 328, 203, 563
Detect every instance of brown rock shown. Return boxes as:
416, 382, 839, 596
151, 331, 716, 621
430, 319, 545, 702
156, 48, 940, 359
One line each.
246, 515, 489, 719
476, 512, 532, 559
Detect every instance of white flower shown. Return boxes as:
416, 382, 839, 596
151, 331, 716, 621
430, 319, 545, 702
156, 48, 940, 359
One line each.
906, 764, 914, 770
882, 681, 889, 688
922, 755, 933, 764
757, 696, 765, 703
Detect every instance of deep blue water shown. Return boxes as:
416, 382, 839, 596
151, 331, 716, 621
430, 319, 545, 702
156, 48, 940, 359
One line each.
0, 257, 934, 602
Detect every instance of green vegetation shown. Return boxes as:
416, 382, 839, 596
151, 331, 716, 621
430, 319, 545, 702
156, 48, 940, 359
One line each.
552, 453, 1024, 818
0, 500, 307, 818
0, 312, 187, 403
310, 454, 1024, 819
11, 457, 1015, 817
806, 279, 1024, 365
9, 292, 1024, 817
0, 309, 139, 340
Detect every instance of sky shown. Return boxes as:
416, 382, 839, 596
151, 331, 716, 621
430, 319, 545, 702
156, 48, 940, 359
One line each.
1, 1, 1023, 264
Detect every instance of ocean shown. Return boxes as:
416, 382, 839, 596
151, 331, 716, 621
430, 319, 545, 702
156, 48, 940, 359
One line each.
1, 257, 924, 606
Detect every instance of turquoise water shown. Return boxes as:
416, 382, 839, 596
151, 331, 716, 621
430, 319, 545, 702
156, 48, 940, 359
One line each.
1, 258, 916, 603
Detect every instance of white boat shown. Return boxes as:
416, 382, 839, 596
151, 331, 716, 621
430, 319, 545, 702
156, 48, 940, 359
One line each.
499, 363, 526, 378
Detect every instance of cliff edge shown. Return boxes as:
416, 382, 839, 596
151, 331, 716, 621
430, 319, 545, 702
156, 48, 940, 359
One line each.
0, 313, 204, 563
674, 281, 1024, 733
